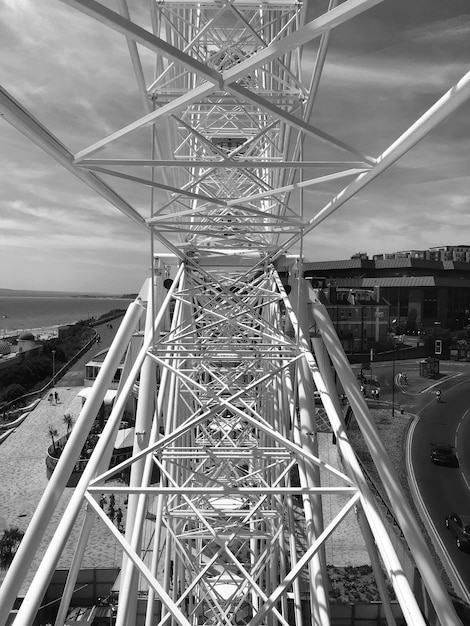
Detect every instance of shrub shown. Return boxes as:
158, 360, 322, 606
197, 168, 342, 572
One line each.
0, 322, 95, 402
1, 384, 27, 403
0, 527, 24, 570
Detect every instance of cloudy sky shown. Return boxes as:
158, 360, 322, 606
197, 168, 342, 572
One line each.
0, 0, 469, 293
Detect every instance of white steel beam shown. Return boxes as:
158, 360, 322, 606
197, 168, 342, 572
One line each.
61, 0, 221, 85
213, 0, 384, 85
71, 0, 382, 161
78, 159, 368, 168
225, 168, 368, 204
227, 83, 375, 163
10, 268, 183, 625
310, 296, 462, 626
0, 299, 145, 625
275, 276, 430, 626
0, 86, 149, 233
275, 68, 470, 259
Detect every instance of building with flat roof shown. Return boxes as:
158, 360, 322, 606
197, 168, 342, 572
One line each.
304, 256, 470, 331
313, 285, 389, 354
373, 245, 470, 263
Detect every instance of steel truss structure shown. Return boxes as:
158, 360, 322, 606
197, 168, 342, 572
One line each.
1, 0, 470, 625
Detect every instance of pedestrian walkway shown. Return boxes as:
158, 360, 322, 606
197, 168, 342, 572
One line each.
395, 368, 448, 396
0, 388, 127, 595
319, 433, 370, 566
60, 316, 124, 387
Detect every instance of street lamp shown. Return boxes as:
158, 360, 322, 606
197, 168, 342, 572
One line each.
391, 318, 397, 417
52, 349, 56, 386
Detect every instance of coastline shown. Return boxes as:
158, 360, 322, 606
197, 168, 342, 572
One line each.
0, 296, 132, 340
2, 323, 71, 342
0, 317, 128, 593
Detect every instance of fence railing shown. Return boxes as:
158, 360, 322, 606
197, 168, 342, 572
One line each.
349, 345, 429, 364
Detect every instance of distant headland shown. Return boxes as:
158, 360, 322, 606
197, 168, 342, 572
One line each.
0, 288, 137, 299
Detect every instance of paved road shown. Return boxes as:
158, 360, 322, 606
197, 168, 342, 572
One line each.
365, 359, 470, 614
60, 317, 124, 387
410, 374, 470, 604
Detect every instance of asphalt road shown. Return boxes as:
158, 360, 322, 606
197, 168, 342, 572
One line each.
363, 358, 470, 603
410, 374, 470, 601
59, 317, 124, 387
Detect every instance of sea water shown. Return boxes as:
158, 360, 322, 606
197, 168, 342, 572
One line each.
0, 296, 133, 338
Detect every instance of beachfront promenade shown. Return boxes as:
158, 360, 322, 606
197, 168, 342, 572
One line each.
0, 386, 129, 595
0, 319, 129, 595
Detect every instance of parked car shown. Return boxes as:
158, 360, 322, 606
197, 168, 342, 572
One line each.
445, 514, 470, 550
430, 442, 459, 467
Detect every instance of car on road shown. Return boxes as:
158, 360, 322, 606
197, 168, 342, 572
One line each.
430, 442, 459, 467
445, 514, 470, 550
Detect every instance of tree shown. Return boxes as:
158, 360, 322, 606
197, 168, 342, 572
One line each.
1, 384, 26, 403
48, 424, 59, 452
0, 325, 94, 404
0, 527, 24, 570
63, 413, 74, 438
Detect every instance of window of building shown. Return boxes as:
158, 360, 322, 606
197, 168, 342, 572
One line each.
85, 365, 100, 380
423, 288, 438, 319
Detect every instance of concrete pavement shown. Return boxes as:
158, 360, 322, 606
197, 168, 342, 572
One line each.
60, 316, 125, 387
0, 386, 129, 595
0, 317, 129, 595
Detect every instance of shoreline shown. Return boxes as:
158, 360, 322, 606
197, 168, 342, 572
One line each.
1, 322, 77, 342
0, 296, 132, 341
1, 308, 129, 342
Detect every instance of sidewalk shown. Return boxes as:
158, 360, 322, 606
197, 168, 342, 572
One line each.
60, 316, 125, 387
395, 368, 448, 396
0, 378, 127, 594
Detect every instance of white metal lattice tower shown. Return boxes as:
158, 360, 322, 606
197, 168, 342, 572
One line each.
1, 1, 470, 625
